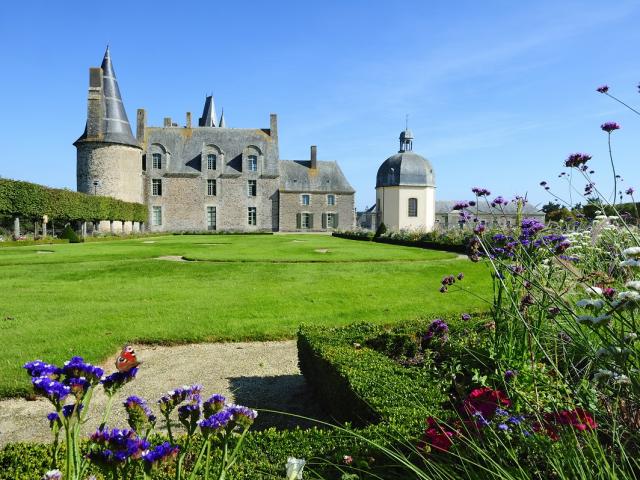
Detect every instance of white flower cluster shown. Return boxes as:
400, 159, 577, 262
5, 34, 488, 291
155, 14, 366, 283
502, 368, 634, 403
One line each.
620, 247, 640, 268
593, 369, 631, 385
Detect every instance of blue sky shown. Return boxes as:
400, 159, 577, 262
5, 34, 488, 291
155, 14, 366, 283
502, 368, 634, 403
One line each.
1, 1, 639, 210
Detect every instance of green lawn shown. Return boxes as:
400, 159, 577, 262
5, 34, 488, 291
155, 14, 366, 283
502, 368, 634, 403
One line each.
0, 234, 491, 397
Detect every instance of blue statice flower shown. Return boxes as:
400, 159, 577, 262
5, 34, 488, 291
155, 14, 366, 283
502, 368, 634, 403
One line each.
67, 377, 90, 399
198, 409, 234, 436
495, 408, 509, 416
124, 396, 156, 431
203, 394, 226, 417
158, 384, 202, 416
62, 356, 104, 383
87, 427, 149, 466
504, 370, 517, 381
498, 423, 510, 432
32, 377, 71, 403
178, 403, 201, 432
101, 368, 138, 396
23, 360, 62, 379
227, 404, 258, 428
142, 441, 179, 470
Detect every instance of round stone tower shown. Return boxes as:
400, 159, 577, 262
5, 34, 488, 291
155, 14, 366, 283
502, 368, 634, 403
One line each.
74, 47, 142, 204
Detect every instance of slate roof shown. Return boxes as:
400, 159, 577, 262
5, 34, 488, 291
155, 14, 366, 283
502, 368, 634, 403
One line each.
75, 47, 139, 148
144, 127, 279, 177
376, 152, 435, 188
279, 160, 355, 194
435, 200, 544, 216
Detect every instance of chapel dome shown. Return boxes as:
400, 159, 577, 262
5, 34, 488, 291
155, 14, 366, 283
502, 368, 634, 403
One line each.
376, 130, 435, 188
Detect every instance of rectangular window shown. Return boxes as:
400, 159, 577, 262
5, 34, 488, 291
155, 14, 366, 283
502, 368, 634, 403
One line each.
152, 206, 162, 226
207, 154, 217, 170
408, 197, 418, 217
247, 180, 257, 197
326, 213, 335, 229
152, 153, 162, 169
207, 179, 216, 196
152, 179, 162, 196
301, 194, 310, 206
301, 213, 311, 229
248, 155, 258, 172
327, 194, 336, 206
206, 206, 216, 231
248, 207, 257, 226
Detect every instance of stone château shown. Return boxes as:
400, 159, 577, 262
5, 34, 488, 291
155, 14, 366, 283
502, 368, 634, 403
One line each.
75, 48, 355, 232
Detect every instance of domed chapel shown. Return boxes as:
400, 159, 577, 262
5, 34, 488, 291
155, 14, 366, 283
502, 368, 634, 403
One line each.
375, 129, 436, 231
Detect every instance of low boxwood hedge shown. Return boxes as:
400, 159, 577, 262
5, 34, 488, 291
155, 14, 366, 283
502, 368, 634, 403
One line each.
332, 231, 468, 254
1, 314, 488, 479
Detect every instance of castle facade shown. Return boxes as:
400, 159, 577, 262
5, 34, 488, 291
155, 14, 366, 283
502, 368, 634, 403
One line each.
75, 48, 355, 232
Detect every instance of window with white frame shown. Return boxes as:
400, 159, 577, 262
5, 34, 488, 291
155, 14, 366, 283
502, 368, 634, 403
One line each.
247, 155, 258, 172
207, 154, 217, 170
327, 194, 336, 206
248, 207, 257, 226
301, 194, 310, 206
206, 206, 216, 230
326, 213, 337, 228
247, 180, 257, 197
207, 179, 216, 196
301, 213, 312, 229
152, 206, 162, 226
408, 197, 418, 217
152, 153, 162, 169
152, 179, 162, 196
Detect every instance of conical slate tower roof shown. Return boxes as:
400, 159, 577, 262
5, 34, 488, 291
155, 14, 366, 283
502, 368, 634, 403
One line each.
75, 47, 139, 148
99, 47, 138, 146
218, 108, 226, 128
198, 95, 217, 127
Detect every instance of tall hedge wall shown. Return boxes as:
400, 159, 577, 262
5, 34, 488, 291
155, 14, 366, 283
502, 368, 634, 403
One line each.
0, 178, 147, 222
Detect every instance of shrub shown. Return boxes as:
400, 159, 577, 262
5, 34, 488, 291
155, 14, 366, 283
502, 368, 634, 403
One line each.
59, 225, 83, 243
373, 222, 387, 238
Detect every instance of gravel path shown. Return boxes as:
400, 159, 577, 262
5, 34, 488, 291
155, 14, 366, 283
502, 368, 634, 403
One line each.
0, 341, 328, 446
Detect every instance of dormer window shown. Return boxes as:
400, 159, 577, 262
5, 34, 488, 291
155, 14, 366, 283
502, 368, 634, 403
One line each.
152, 153, 162, 169
207, 154, 217, 170
248, 155, 258, 172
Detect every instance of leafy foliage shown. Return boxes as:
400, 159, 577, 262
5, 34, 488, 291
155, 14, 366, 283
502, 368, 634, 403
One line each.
0, 178, 146, 222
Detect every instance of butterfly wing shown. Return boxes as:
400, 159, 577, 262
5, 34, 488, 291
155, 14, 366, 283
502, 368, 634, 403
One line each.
115, 345, 141, 372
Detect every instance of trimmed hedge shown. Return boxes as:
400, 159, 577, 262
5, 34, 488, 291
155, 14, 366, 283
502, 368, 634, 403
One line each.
0, 178, 147, 222
1, 316, 489, 479
332, 232, 467, 254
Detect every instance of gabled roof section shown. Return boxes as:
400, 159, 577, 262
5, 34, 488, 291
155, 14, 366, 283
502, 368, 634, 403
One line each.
279, 160, 355, 194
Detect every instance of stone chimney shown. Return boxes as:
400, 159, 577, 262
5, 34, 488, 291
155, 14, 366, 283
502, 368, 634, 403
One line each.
86, 67, 104, 138
136, 109, 146, 143
310, 145, 317, 169
186, 112, 192, 128
164, 117, 172, 127
270, 113, 278, 140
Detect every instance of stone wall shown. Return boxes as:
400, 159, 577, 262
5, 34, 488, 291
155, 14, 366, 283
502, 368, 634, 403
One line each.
279, 192, 354, 232
145, 174, 279, 232
77, 142, 143, 203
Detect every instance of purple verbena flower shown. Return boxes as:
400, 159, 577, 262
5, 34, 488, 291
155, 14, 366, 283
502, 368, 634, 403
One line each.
565, 153, 592, 168
491, 196, 508, 207
601, 121, 620, 133
596, 85, 609, 93
504, 370, 517, 381
472, 187, 491, 197
422, 319, 449, 346
453, 201, 469, 210
626, 187, 635, 195
461, 313, 471, 321
457, 272, 464, 281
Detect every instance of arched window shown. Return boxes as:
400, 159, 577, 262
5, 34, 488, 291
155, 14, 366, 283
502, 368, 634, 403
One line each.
408, 198, 418, 217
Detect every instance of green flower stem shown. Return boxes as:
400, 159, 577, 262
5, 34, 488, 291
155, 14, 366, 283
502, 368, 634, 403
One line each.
100, 394, 116, 430
204, 440, 212, 480
164, 413, 174, 445
187, 437, 211, 480
608, 133, 617, 205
